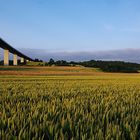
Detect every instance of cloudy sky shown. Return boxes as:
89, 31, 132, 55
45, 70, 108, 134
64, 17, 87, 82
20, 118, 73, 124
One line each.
0, 0, 140, 62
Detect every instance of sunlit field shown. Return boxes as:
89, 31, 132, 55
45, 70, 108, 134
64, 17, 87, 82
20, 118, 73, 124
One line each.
0, 66, 101, 76
0, 66, 140, 139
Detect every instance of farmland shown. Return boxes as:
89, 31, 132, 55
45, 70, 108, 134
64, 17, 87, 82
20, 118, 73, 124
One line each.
0, 66, 140, 139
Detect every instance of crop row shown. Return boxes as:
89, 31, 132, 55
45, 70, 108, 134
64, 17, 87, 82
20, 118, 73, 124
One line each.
0, 78, 140, 139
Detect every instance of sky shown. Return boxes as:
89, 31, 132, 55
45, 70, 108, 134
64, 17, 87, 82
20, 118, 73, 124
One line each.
0, 0, 140, 61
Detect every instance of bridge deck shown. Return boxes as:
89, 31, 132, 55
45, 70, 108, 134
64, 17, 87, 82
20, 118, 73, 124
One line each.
0, 38, 34, 61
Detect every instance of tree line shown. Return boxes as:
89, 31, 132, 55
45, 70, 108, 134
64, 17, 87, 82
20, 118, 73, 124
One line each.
1, 58, 140, 73
47, 59, 140, 73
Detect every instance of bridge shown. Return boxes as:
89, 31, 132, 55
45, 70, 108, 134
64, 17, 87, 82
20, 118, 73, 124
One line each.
0, 38, 34, 66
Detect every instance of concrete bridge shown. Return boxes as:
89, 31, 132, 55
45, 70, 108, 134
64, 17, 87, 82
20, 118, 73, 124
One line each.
0, 38, 34, 66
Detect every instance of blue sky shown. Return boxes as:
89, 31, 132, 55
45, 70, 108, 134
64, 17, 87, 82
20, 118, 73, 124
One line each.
0, 0, 140, 61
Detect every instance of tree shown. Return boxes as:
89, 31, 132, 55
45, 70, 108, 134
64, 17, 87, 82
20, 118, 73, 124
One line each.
35, 58, 43, 62
48, 58, 55, 66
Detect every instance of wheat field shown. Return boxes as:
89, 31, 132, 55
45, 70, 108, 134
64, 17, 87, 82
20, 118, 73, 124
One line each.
0, 66, 140, 139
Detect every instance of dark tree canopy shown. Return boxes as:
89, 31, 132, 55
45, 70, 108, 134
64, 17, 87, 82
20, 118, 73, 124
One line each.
46, 59, 140, 73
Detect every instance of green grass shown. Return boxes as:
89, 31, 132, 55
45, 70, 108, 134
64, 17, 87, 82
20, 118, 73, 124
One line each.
26, 61, 45, 66
0, 67, 36, 71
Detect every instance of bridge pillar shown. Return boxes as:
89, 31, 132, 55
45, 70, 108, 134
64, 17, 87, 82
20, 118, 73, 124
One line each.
4, 49, 9, 66
13, 54, 17, 66
20, 57, 24, 63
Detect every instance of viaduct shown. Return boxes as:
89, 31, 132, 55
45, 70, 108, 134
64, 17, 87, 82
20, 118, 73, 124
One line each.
0, 38, 34, 66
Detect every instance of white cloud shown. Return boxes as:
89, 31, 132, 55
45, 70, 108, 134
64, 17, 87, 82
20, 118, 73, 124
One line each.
1, 47, 140, 63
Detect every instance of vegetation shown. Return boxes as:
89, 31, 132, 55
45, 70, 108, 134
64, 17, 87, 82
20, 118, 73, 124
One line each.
46, 59, 140, 73
1, 58, 140, 73
79, 60, 140, 73
0, 60, 26, 66
0, 66, 100, 76
26, 61, 45, 66
0, 72, 140, 139
0, 67, 35, 71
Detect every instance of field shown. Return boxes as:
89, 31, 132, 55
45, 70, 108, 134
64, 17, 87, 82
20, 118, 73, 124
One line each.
0, 66, 140, 140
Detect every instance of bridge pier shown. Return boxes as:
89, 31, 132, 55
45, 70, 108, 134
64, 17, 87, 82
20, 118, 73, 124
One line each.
13, 54, 18, 66
20, 57, 24, 63
4, 49, 9, 66
0, 38, 34, 66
